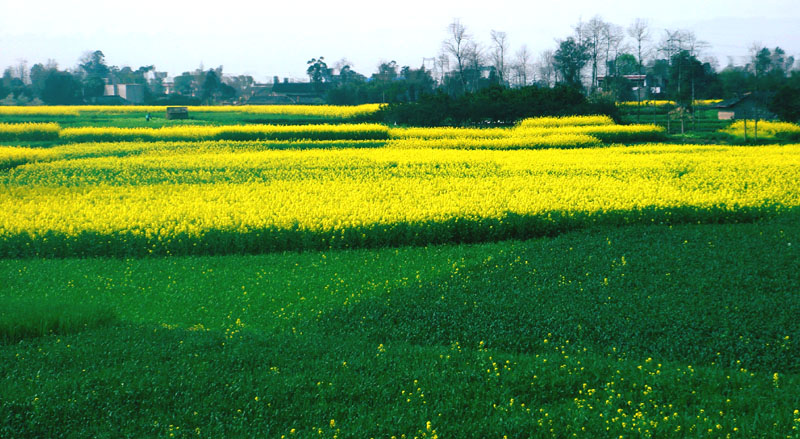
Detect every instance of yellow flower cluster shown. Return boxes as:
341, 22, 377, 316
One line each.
1, 143, 798, 256
388, 134, 602, 150
0, 106, 81, 116
516, 115, 614, 128
695, 99, 724, 106
0, 146, 54, 169
60, 123, 390, 142
618, 100, 674, 107
720, 120, 800, 141
0, 122, 61, 141
617, 99, 722, 107
388, 126, 513, 139
0, 116, 661, 146
389, 119, 664, 145
515, 124, 665, 143
0, 139, 388, 168
194, 104, 383, 118
0, 104, 383, 118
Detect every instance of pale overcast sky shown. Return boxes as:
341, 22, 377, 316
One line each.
1, 0, 799, 81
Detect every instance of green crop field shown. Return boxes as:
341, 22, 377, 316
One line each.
1, 108, 799, 438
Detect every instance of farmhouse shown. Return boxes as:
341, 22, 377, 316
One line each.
102, 83, 145, 104
246, 77, 326, 104
597, 74, 657, 100
713, 93, 776, 120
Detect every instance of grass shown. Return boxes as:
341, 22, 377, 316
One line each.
1, 108, 798, 437
0, 111, 374, 129
2, 216, 799, 437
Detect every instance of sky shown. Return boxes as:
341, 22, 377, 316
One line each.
1, 0, 799, 82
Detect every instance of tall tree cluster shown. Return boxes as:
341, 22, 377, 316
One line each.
1, 50, 252, 105
2, 18, 799, 117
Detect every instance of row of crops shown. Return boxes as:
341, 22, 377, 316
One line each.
8, 114, 800, 145
617, 99, 723, 107
0, 104, 383, 118
2, 142, 798, 257
721, 120, 800, 141
2, 113, 798, 257
0, 102, 724, 114
0, 118, 666, 145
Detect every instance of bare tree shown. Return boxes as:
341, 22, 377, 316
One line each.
512, 45, 532, 87
627, 18, 651, 76
537, 49, 556, 87
627, 18, 651, 119
582, 16, 609, 91
603, 24, 626, 78
684, 32, 710, 58
464, 41, 485, 92
435, 53, 450, 85
442, 19, 472, 93
658, 29, 709, 131
332, 58, 354, 75
658, 29, 681, 61
659, 29, 705, 60
490, 30, 509, 85
14, 59, 29, 84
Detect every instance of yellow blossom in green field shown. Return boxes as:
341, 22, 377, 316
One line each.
0, 104, 382, 118
617, 99, 722, 107
388, 119, 664, 144
0, 143, 798, 256
60, 123, 389, 142
515, 115, 615, 128
720, 120, 800, 141
0, 122, 60, 141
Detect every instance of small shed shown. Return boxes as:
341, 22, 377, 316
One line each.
166, 106, 189, 120
713, 93, 775, 120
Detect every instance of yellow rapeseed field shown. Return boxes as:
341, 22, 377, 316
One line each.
720, 120, 800, 141
516, 115, 614, 128
618, 100, 723, 107
0, 104, 383, 118
60, 123, 390, 142
0, 122, 61, 141
1, 143, 797, 256
0, 114, 662, 146
388, 118, 664, 144
388, 134, 602, 149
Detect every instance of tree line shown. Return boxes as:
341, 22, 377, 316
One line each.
1, 16, 799, 122
0, 51, 251, 106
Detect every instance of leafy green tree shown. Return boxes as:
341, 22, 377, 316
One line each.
306, 57, 330, 90
718, 65, 751, 98
201, 70, 221, 103
82, 76, 106, 100
379, 84, 617, 126
1, 67, 33, 102
174, 73, 195, 96
613, 53, 640, 76
554, 37, 590, 88
29, 63, 48, 98
41, 70, 82, 104
218, 83, 236, 102
669, 50, 705, 107
769, 77, 800, 122
375, 61, 398, 83
79, 50, 109, 77
79, 50, 109, 100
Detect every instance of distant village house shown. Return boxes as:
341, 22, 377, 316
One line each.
713, 93, 776, 120
246, 77, 325, 104
102, 80, 145, 104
